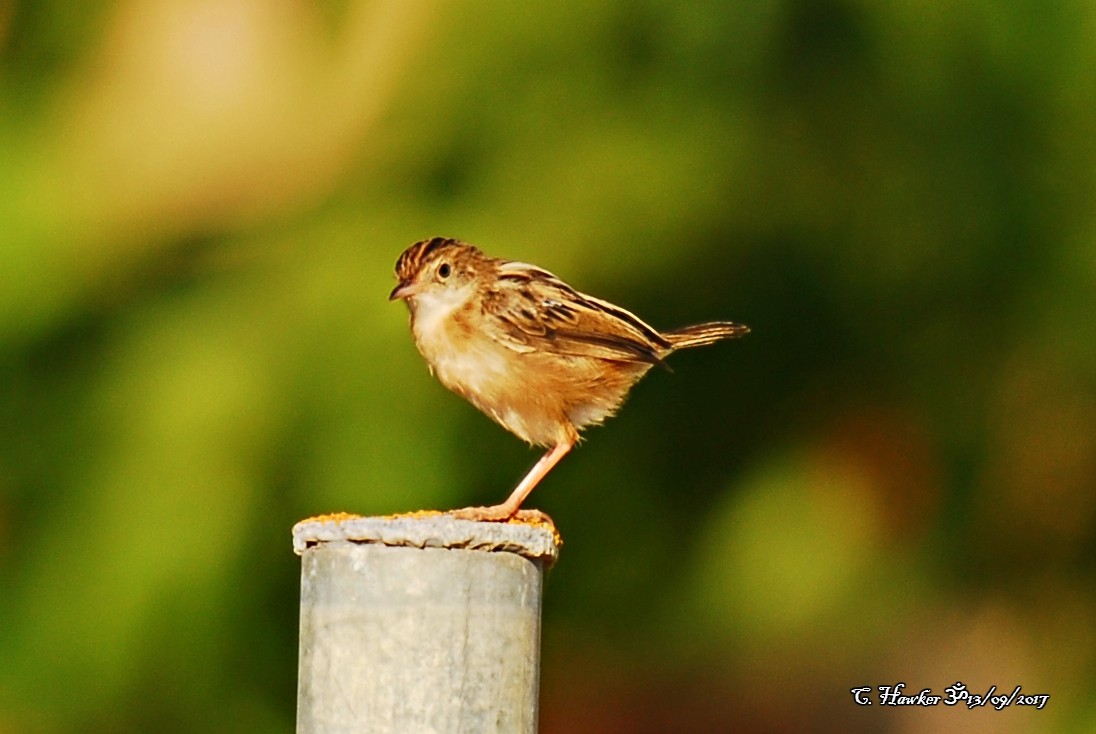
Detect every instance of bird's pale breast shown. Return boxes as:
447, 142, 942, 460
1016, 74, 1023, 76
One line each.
411, 300, 648, 447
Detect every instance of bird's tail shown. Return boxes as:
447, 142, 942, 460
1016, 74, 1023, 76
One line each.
664, 321, 750, 350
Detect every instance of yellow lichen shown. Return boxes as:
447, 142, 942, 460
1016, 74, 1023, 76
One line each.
296, 511, 361, 524
294, 508, 562, 548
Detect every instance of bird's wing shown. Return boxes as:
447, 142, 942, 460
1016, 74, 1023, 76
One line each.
483, 262, 671, 365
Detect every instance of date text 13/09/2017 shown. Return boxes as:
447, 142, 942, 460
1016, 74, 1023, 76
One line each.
850, 682, 1049, 710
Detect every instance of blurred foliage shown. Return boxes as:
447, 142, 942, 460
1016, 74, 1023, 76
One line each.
2, 0, 1095, 732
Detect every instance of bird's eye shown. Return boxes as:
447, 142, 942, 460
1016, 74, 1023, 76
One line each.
437, 262, 452, 279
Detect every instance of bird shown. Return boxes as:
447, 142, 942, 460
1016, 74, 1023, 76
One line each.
389, 236, 749, 521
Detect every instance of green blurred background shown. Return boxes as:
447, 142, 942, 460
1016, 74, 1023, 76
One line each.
2, 0, 1094, 732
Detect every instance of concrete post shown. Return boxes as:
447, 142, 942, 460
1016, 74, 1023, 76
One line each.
293, 513, 561, 734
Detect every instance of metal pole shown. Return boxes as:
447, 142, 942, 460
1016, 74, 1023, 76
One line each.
293, 513, 561, 734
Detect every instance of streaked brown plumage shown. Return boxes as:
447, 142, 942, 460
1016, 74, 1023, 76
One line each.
390, 237, 749, 521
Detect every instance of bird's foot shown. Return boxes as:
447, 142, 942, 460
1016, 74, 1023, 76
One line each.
448, 505, 553, 525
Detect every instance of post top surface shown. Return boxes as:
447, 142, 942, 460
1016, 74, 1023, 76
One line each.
292, 511, 561, 564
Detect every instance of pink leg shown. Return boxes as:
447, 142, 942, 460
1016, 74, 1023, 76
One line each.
450, 438, 575, 521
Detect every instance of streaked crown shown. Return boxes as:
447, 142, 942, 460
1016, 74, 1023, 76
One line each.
395, 236, 482, 282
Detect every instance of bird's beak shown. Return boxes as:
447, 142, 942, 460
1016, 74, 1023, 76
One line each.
388, 279, 419, 301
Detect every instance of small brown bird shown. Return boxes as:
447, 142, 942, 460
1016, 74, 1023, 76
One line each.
389, 237, 749, 521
